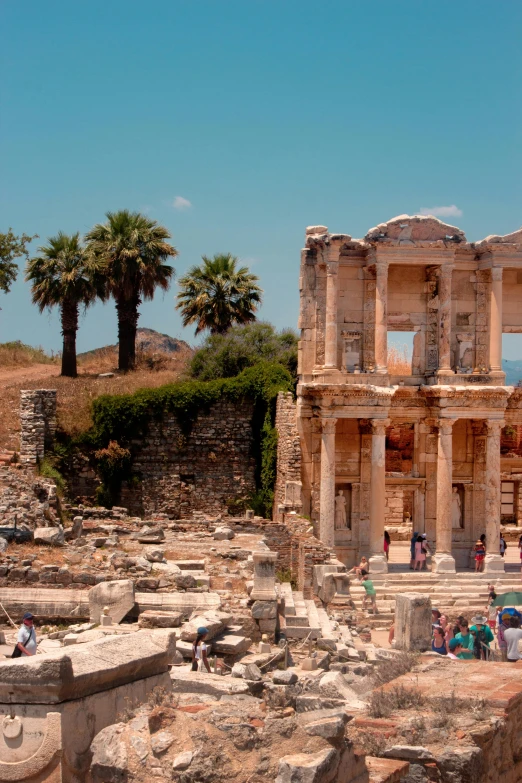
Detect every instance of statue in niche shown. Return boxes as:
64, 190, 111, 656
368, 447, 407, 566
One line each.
452, 486, 462, 528
335, 490, 347, 529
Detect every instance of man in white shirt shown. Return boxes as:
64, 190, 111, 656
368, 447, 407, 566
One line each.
503, 616, 522, 662
15, 612, 37, 656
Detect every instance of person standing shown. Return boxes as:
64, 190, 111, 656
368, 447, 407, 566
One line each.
503, 616, 522, 662
486, 586, 497, 631
191, 626, 211, 673
498, 613, 510, 662
474, 539, 486, 573
384, 530, 391, 562
454, 619, 475, 659
414, 535, 426, 571
518, 534, 522, 576
431, 626, 447, 655
361, 575, 378, 614
500, 534, 506, 558
420, 534, 431, 570
13, 612, 37, 657
470, 615, 494, 660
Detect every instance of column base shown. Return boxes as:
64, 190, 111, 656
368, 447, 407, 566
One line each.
484, 554, 505, 574
431, 553, 456, 574
369, 555, 388, 574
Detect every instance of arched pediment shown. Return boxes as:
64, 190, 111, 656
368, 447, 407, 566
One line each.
365, 214, 466, 244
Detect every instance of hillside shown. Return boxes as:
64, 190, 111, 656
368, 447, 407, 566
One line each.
78, 327, 192, 359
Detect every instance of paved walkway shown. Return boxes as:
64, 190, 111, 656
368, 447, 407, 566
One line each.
386, 541, 521, 574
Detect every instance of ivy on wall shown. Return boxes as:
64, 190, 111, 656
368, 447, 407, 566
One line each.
76, 361, 293, 514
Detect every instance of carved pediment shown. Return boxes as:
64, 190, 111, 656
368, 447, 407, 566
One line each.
365, 214, 466, 245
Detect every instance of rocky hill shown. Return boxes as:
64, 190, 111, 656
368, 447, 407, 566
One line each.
78, 328, 192, 359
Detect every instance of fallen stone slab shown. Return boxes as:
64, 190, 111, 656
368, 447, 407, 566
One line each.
34, 526, 64, 546
211, 634, 252, 656
382, 746, 436, 762
295, 696, 350, 713
0, 629, 176, 704
170, 670, 250, 697
89, 579, 135, 624
298, 708, 351, 740
276, 747, 340, 783
138, 610, 183, 629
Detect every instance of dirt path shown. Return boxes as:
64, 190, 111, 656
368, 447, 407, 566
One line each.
0, 364, 60, 387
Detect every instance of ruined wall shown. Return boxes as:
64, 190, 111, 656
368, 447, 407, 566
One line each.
19, 390, 57, 465
66, 400, 257, 518
273, 392, 301, 520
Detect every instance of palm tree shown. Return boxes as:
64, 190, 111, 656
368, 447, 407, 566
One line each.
176, 253, 262, 335
26, 232, 105, 377
85, 210, 177, 371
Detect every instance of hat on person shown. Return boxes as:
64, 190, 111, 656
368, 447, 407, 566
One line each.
22, 612, 34, 621
197, 626, 209, 635
421, 534, 427, 539
471, 615, 488, 626
449, 638, 461, 651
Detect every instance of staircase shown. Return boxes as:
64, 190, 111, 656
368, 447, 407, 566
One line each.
350, 571, 522, 627
280, 583, 321, 639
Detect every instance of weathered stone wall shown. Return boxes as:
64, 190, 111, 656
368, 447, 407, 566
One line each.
273, 391, 302, 521
19, 390, 57, 465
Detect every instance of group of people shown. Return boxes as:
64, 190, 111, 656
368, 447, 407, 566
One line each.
431, 585, 522, 662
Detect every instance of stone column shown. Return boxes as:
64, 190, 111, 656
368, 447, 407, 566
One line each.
414, 485, 426, 532
375, 261, 388, 374
369, 419, 389, 573
412, 421, 420, 477
433, 419, 456, 572
437, 265, 454, 374
320, 418, 337, 548
485, 420, 505, 573
489, 267, 503, 375
324, 262, 338, 368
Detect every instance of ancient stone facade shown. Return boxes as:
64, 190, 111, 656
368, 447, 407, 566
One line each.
19, 389, 57, 465
295, 215, 522, 572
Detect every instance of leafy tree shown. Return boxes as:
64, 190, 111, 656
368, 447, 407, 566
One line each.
26, 232, 105, 377
190, 321, 298, 381
176, 253, 262, 335
0, 229, 38, 294
86, 210, 177, 371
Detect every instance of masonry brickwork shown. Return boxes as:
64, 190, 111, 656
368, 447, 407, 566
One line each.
273, 391, 302, 521
19, 390, 57, 465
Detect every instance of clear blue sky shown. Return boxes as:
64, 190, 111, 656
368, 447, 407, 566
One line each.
1, 1, 521, 358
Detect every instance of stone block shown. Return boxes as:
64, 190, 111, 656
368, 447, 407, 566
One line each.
74, 573, 97, 585
138, 610, 183, 629
90, 723, 128, 782
89, 579, 135, 624
170, 669, 249, 697
34, 527, 64, 546
395, 593, 432, 652
251, 600, 277, 620
180, 613, 225, 642
276, 747, 340, 783
213, 526, 234, 540
212, 634, 252, 655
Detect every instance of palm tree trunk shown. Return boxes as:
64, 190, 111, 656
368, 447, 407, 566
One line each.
116, 293, 140, 371
60, 299, 79, 378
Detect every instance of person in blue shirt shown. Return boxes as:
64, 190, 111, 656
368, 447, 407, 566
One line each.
431, 625, 447, 655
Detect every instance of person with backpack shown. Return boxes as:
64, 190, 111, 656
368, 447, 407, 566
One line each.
191, 626, 211, 673
469, 615, 494, 660
13, 612, 37, 657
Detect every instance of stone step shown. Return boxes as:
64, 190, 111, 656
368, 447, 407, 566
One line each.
304, 600, 322, 634
285, 613, 310, 628
285, 624, 321, 640
281, 582, 296, 616
172, 560, 205, 571
316, 606, 336, 640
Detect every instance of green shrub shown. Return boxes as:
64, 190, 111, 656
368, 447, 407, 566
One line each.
38, 457, 66, 494
189, 322, 298, 382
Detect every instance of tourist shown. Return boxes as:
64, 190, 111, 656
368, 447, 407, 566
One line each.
432, 608, 441, 625
486, 585, 498, 631
440, 614, 454, 644
500, 534, 507, 558
474, 538, 486, 573
454, 619, 475, 659
191, 626, 211, 673
470, 614, 494, 660
384, 530, 391, 562
498, 613, 511, 662
420, 534, 431, 570
431, 625, 447, 655
518, 534, 522, 575
447, 638, 464, 660
410, 530, 419, 570
348, 556, 368, 577
13, 612, 37, 657
361, 575, 378, 614
414, 535, 426, 571
503, 616, 522, 662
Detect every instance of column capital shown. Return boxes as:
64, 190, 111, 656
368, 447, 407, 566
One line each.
486, 419, 505, 435
438, 419, 455, 435
321, 418, 337, 435
325, 260, 338, 276
371, 418, 390, 435
491, 266, 503, 282
375, 260, 389, 274
438, 263, 455, 277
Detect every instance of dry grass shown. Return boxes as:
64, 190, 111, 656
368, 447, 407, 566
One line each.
5, 542, 68, 565
0, 346, 192, 450
0, 342, 57, 368
388, 344, 412, 375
